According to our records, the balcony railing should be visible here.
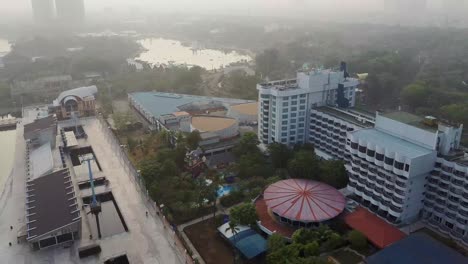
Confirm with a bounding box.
[450,230,463,239]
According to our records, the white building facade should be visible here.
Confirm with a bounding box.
[258,67,359,146]
[257,67,468,245]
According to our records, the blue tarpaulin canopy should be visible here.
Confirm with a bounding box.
[235,233,267,259]
[218,223,267,259]
[366,233,468,264]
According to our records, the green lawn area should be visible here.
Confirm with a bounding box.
[330,248,364,264]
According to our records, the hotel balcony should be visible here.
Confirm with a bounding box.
[458,208,468,218]
[456,217,467,226]
[450,230,464,241]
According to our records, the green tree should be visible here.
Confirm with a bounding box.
[303,241,320,257]
[161,159,178,178]
[440,103,468,125]
[237,152,270,178]
[186,130,202,150]
[401,82,429,110]
[288,150,321,180]
[348,230,367,250]
[268,143,293,169]
[127,136,137,152]
[233,132,260,157]
[225,221,240,263]
[320,160,348,189]
[267,243,302,264]
[322,232,344,251]
[267,233,286,252]
[230,203,258,226]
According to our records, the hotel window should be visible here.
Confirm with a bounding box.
[291,101,297,105]
[375,153,384,161]
[358,145,366,153]
[283,102,288,107]
[351,142,358,150]
[367,149,375,157]
[404,164,410,172]
[384,157,394,166]
[394,161,404,170]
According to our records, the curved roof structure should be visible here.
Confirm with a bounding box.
[263,179,345,222]
[230,102,258,115]
[54,85,97,106]
[191,116,237,132]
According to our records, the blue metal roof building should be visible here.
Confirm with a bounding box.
[217,222,267,260]
[129,92,253,119]
[366,233,468,264]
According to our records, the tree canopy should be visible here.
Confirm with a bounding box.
[230,202,258,226]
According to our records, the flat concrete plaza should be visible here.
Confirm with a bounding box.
[0,117,182,264]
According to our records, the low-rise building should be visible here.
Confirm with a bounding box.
[26,168,81,250]
[23,115,57,148]
[52,85,98,120]
[129,91,255,151]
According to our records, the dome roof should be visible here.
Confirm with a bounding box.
[263,179,345,222]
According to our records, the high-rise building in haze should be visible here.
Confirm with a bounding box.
[384,0,427,12]
[443,0,466,12]
[55,0,85,24]
[31,0,54,24]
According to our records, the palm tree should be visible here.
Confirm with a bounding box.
[225,221,240,264]
[206,169,221,220]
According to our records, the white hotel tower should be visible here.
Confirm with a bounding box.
[257,63,359,146]
[258,64,468,246]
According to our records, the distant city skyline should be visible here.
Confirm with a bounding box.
[30,0,54,23]
[55,0,85,24]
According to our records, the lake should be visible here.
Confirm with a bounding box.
[134,38,252,70]
[0,129,16,191]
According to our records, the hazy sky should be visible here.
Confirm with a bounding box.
[0,0,452,17]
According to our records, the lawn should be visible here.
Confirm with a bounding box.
[184,218,234,264]
[330,248,364,264]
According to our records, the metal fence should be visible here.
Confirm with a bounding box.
[96,115,195,264]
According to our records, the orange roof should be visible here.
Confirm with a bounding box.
[231,102,258,115]
[344,207,406,248]
[191,116,237,132]
[255,197,295,238]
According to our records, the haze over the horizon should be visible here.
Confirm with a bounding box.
[0,0,453,16]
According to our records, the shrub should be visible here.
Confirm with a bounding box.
[220,190,245,207]
[348,230,367,250]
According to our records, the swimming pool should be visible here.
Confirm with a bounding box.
[217,185,234,197]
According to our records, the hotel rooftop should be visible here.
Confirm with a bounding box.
[352,128,434,158]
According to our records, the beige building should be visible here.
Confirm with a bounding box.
[53,86,97,120]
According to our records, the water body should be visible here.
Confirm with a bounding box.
[0,130,17,190]
[135,38,252,70]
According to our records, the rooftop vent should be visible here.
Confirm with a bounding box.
[423,116,438,127]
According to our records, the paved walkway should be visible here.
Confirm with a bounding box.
[86,118,184,263]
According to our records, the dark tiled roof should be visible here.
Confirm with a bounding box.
[26,168,80,240]
[24,115,56,135]
[366,233,468,264]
